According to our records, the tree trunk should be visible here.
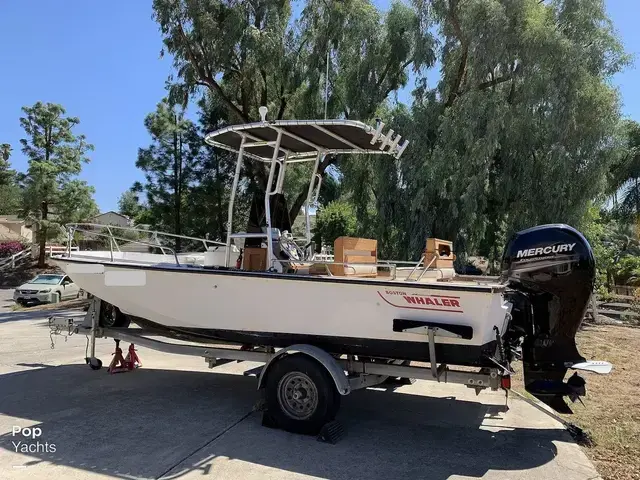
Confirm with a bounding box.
[39,126,52,268]
[38,201,48,267]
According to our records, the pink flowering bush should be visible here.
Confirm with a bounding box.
[0,241,26,258]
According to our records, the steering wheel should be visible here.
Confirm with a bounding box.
[278,234,306,262]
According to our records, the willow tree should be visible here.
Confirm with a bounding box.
[152,0,434,221]
[342,0,629,262]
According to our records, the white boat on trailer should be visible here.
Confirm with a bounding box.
[50,109,611,436]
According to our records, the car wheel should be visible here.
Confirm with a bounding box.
[99,301,131,328]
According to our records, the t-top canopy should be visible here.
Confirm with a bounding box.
[204,117,409,163]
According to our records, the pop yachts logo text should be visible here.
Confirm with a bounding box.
[516,243,576,259]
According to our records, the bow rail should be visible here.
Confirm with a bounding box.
[62,223,230,266]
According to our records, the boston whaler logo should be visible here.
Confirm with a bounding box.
[403,295,460,308]
[377,290,463,313]
[516,243,576,259]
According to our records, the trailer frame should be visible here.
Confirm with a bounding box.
[49,297,506,436]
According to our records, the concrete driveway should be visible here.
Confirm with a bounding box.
[0,308,601,480]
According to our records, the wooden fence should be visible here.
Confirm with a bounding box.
[44,245,79,256]
[0,249,30,271]
[585,293,640,324]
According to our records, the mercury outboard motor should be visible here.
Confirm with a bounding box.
[501,224,595,414]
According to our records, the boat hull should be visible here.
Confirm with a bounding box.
[53,258,511,365]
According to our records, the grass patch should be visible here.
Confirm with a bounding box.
[568,325,640,480]
[513,325,640,480]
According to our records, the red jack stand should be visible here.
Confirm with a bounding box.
[108,339,142,374]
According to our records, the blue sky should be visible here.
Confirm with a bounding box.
[1,1,639,212]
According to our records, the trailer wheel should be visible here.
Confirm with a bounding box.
[99,301,130,328]
[265,353,340,435]
[88,358,102,370]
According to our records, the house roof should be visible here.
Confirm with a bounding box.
[0,224,26,242]
[0,215,33,229]
[93,211,131,221]
[0,215,25,223]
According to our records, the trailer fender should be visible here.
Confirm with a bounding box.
[257,344,350,395]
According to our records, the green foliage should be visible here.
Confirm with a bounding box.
[615,256,640,286]
[19,102,98,266]
[0,143,13,185]
[608,120,640,222]
[152,0,434,221]
[117,189,146,223]
[186,95,248,242]
[580,205,640,293]
[0,143,21,215]
[339,0,629,261]
[314,201,357,248]
[153,0,432,121]
[130,91,344,245]
[579,205,615,293]
[0,183,21,215]
[143,0,634,276]
[134,100,202,250]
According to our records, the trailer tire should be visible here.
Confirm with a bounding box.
[265,353,340,435]
[99,301,131,328]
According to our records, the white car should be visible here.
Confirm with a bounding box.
[13,274,81,306]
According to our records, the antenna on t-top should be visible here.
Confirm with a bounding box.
[259,106,268,122]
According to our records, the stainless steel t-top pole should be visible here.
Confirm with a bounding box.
[225,135,246,267]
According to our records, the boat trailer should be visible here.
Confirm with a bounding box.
[48,297,600,442]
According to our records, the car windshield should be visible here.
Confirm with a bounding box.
[29,275,63,285]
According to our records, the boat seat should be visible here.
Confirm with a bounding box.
[329,237,378,278]
[425,238,456,269]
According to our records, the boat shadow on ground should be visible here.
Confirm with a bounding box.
[0,364,570,480]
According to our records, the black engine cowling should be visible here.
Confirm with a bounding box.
[501,224,595,413]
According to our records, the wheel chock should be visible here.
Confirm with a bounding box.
[261,411,279,429]
[317,420,345,444]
